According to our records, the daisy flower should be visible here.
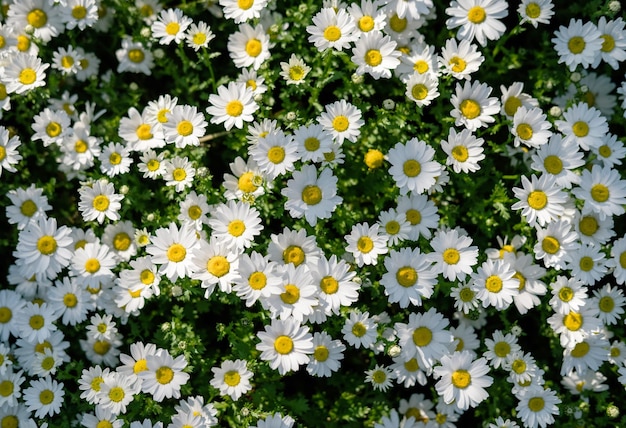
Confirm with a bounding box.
[267,227,322,268]
[395,307,454,370]
[249,413,295,428]
[572,164,626,220]
[279,54,311,85]
[162,104,207,149]
[505,351,539,385]
[511,174,568,227]
[191,237,239,297]
[13,216,73,279]
[81,406,124,428]
[555,102,608,151]
[99,142,133,177]
[398,393,436,424]
[293,123,334,163]
[429,227,479,282]
[185,21,215,51]
[384,12,422,43]
[483,330,522,369]
[511,106,552,149]
[22,376,64,419]
[405,72,440,107]
[470,258,519,310]
[118,107,164,151]
[31,107,71,147]
[591,16,626,70]
[565,244,608,286]
[434,350,493,411]
[145,94,178,132]
[78,365,110,404]
[219,0,267,23]
[561,370,608,395]
[396,193,439,241]
[210,359,253,400]
[377,208,411,246]
[306,331,345,378]
[445,0,508,47]
[207,81,258,131]
[508,252,547,315]
[5,184,51,230]
[255,318,314,375]
[249,129,298,181]
[116,37,154,75]
[395,43,438,80]
[98,371,141,416]
[547,304,603,348]
[441,127,485,174]
[351,31,401,80]
[593,133,626,169]
[223,156,265,202]
[306,7,357,52]
[515,386,561,428]
[163,156,196,192]
[282,164,342,226]
[380,247,437,308]
[266,264,318,323]
[227,23,271,70]
[77,180,124,224]
[117,341,158,388]
[51,45,83,75]
[177,190,210,231]
[0,369,25,409]
[6,0,63,43]
[345,222,389,267]
[529,134,584,189]
[139,349,190,402]
[500,81,539,119]
[438,38,484,80]
[533,219,579,270]
[388,138,441,195]
[365,364,395,392]
[450,80,500,131]
[548,275,588,315]
[318,99,364,145]
[60,125,102,171]
[573,210,615,246]
[70,241,117,289]
[60,0,99,30]
[347,0,386,35]
[386,0,434,21]
[138,149,166,179]
[232,251,281,307]
[102,220,137,262]
[151,8,192,45]
[551,18,602,71]
[146,222,198,282]
[561,334,609,376]
[341,310,378,349]
[208,200,263,252]
[518,0,554,28]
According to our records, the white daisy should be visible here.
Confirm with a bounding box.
[445,0,509,47]
[77,180,124,224]
[345,222,389,267]
[306,7,358,52]
[551,18,602,71]
[255,318,314,375]
[450,80,500,131]
[146,222,198,282]
[210,359,253,401]
[351,30,401,80]
[208,200,263,252]
[318,99,364,145]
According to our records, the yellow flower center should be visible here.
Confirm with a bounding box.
[39,389,54,405]
[568,36,586,54]
[443,248,460,265]
[352,322,366,337]
[274,335,293,354]
[357,236,374,253]
[227,220,245,237]
[460,99,481,119]
[63,293,77,308]
[193,32,207,45]
[245,39,262,57]
[61,56,74,69]
[238,171,258,193]
[527,190,547,210]
[267,146,285,164]
[389,14,407,32]
[20,200,37,217]
[541,236,560,254]
[451,369,471,388]
[323,25,341,42]
[601,34,615,52]
[365,49,382,67]
[516,123,534,140]
[485,275,503,293]
[72,5,87,19]
[140,269,155,285]
[372,370,387,384]
[504,96,522,117]
[451,145,469,162]
[133,359,148,374]
[528,397,545,412]
[558,286,574,302]
[176,120,193,137]
[288,66,305,81]
[467,6,486,23]
[108,386,125,403]
[591,184,609,202]
[17,35,31,53]
[172,167,187,181]
[90,376,103,391]
[207,256,230,277]
[186,205,202,221]
[599,296,615,313]
[224,370,241,386]
[283,245,305,266]
[512,359,526,374]
[109,152,122,165]
[2,415,18,428]
[113,232,131,251]
[405,209,421,225]
[411,83,429,101]
[166,243,186,262]
[302,185,323,205]
[404,358,419,371]
[30,314,45,330]
[414,60,429,73]
[156,366,174,384]
[37,235,57,255]
[578,216,598,236]
[147,159,160,171]
[165,21,180,36]
[0,381,13,397]
[157,109,169,123]
[403,159,421,177]
[332,115,349,132]
[27,9,48,27]
[248,271,266,290]
[525,2,541,18]
[84,258,101,274]
[598,145,611,158]
[364,149,384,169]
[412,326,432,347]
[543,155,563,174]
[396,266,417,287]
[226,100,244,117]
[515,272,526,290]
[449,56,466,73]
[494,341,510,357]
[93,340,111,355]
[572,121,589,137]
[320,276,339,294]
[238,0,254,9]
[358,15,375,32]
[579,256,594,272]
[280,284,300,304]
[314,345,329,362]
[459,287,475,302]
[74,140,88,153]
[563,312,583,331]
[385,220,400,235]
[93,194,110,212]
[128,49,145,63]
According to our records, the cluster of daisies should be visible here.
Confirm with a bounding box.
[1,0,626,427]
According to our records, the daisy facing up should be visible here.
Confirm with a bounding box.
[22,376,65,419]
[209,359,253,401]
[450,80,500,132]
[387,138,442,195]
[307,331,346,378]
[318,99,364,145]
[518,0,554,28]
[190,236,240,298]
[150,8,192,45]
[438,37,484,80]
[306,7,358,52]
[219,0,267,23]
[551,18,602,71]
[162,104,207,149]
[162,156,196,192]
[572,164,626,221]
[207,81,259,131]
[116,37,154,75]
[529,134,584,189]
[77,179,124,224]
[445,0,509,47]
[139,348,190,402]
[515,386,561,428]
[281,164,342,227]
[280,54,312,85]
[351,30,401,80]
[470,258,519,311]
[341,310,378,349]
[249,129,298,181]
[208,200,263,252]
[380,247,437,308]
[345,222,389,267]
[146,221,198,282]
[433,350,493,411]
[429,227,479,282]
[511,174,568,227]
[255,317,314,375]
[533,219,579,270]
[511,106,552,149]
[404,72,440,107]
[555,102,608,151]
[227,23,271,70]
[440,127,485,174]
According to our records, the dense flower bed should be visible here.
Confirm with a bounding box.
[0,0,626,427]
